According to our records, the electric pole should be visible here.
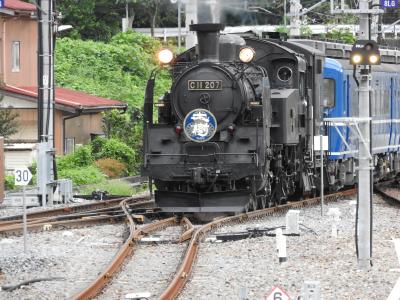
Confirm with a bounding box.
[289,0,302,37]
[185,0,197,49]
[37,0,56,207]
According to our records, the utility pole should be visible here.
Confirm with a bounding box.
[289,0,302,37]
[37,0,56,207]
[178,0,182,48]
[185,0,197,49]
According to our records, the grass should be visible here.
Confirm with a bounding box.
[76,180,140,196]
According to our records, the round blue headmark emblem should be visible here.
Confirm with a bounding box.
[183,109,217,142]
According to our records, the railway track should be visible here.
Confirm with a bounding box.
[68,188,355,300]
[73,213,194,299]
[375,180,400,205]
[0,195,154,236]
[159,188,356,300]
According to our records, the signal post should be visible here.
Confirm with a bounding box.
[330,0,383,269]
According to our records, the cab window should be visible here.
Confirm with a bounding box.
[322,78,335,108]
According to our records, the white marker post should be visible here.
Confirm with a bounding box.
[14,167,33,254]
[314,135,328,216]
[276,228,287,263]
[327,208,342,238]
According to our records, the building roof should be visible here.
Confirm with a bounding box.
[1,85,128,112]
[4,0,36,12]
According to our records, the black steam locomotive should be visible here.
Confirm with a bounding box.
[141,23,400,213]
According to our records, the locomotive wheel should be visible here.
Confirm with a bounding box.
[245,195,258,212]
[259,195,267,209]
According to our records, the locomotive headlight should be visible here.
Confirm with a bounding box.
[158,49,174,65]
[239,47,256,63]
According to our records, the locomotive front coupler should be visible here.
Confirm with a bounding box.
[191,167,221,185]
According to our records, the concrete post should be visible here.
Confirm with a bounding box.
[0,137,4,204]
[289,0,302,37]
[185,0,197,49]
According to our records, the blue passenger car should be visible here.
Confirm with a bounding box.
[324,57,400,181]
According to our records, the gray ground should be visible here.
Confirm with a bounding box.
[0,224,125,299]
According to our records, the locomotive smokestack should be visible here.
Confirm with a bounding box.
[190,23,225,63]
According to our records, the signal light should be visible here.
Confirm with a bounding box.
[175,125,183,135]
[158,48,174,65]
[350,40,381,65]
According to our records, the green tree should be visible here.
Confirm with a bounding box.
[56,0,122,41]
[0,96,19,138]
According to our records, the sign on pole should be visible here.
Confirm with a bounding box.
[14,167,32,254]
[264,286,292,300]
[313,135,328,151]
[14,167,33,186]
[380,0,399,8]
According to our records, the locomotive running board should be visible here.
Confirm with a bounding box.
[155,190,250,213]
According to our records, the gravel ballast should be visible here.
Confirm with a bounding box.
[0,223,124,299]
[179,195,400,300]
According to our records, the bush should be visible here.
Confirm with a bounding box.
[94,158,127,178]
[57,145,93,170]
[58,165,106,186]
[91,137,135,172]
[5,175,15,190]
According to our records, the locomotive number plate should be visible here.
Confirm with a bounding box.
[188,80,222,90]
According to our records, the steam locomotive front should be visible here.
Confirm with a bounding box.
[142,23,270,212]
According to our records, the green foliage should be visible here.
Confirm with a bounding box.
[0,96,19,138]
[300,25,313,38]
[276,26,289,34]
[57,0,178,41]
[326,29,356,44]
[56,145,93,170]
[58,165,106,186]
[91,137,136,171]
[5,175,15,190]
[55,31,171,112]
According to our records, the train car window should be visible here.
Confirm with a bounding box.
[322,78,335,108]
[299,73,305,97]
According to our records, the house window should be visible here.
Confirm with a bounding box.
[12,41,20,72]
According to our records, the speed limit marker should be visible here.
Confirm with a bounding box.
[14,167,33,186]
[264,286,291,300]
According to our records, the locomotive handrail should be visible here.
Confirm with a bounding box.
[144,152,259,167]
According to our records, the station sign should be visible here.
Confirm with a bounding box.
[264,286,292,300]
[380,0,398,8]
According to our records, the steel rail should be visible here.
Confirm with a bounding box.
[73,208,187,300]
[375,182,400,205]
[0,214,128,236]
[159,188,356,300]
[0,200,155,235]
[0,194,150,222]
